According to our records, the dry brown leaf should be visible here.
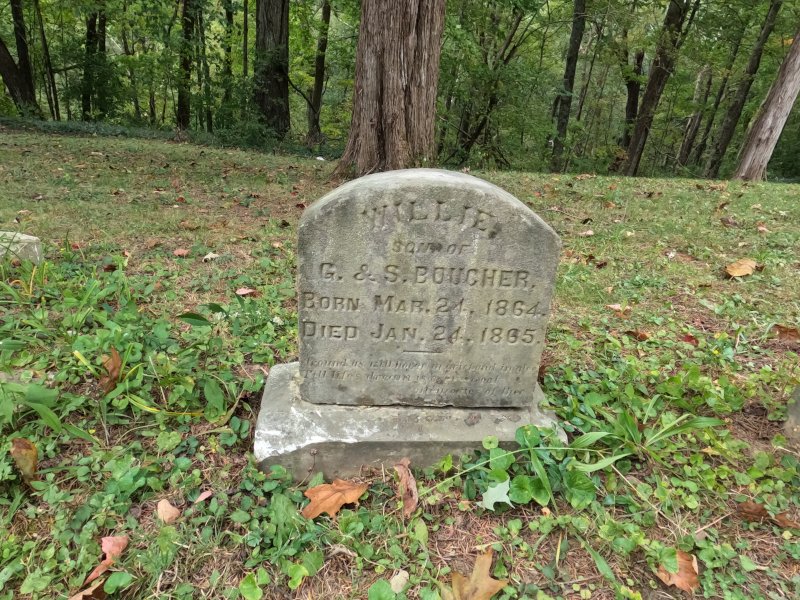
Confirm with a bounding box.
[725,258,757,278]
[738,501,800,529]
[720,216,740,228]
[85,535,129,584]
[577,229,594,237]
[773,325,800,343]
[98,348,122,394]
[394,458,419,519]
[756,223,770,233]
[626,330,651,341]
[10,438,37,483]
[173,248,190,257]
[773,512,800,529]
[235,287,261,297]
[301,479,368,519]
[656,550,699,593]
[605,303,631,318]
[194,490,213,503]
[68,578,106,600]
[156,499,181,524]
[444,549,508,600]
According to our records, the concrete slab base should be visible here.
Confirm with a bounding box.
[254,362,562,480]
[0,232,42,264]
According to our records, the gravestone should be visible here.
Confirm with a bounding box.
[0,232,42,264]
[255,169,561,479]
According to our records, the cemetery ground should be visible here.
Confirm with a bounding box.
[1,127,799,600]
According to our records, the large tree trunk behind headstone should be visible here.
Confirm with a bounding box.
[734,25,800,180]
[704,0,783,178]
[0,35,42,116]
[307,0,331,145]
[551,0,587,172]
[82,12,98,120]
[621,0,692,176]
[10,0,36,102]
[676,65,712,167]
[334,0,446,178]
[253,0,290,138]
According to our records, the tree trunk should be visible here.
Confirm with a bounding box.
[622,0,692,176]
[197,7,213,133]
[307,0,331,144]
[177,0,195,130]
[0,35,42,115]
[734,26,800,180]
[551,0,587,172]
[121,1,141,121]
[676,64,711,167]
[704,0,783,178]
[82,12,98,120]
[254,0,290,138]
[34,0,59,120]
[243,0,249,78]
[222,0,234,106]
[690,25,745,166]
[336,0,446,177]
[96,7,108,119]
[10,0,36,105]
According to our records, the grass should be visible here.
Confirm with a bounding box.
[1,124,799,600]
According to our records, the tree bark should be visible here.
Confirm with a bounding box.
[82,12,98,120]
[253,0,290,138]
[177,0,195,130]
[704,0,782,178]
[10,0,36,104]
[621,0,693,176]
[307,0,331,144]
[243,0,249,78]
[34,0,59,120]
[222,0,234,106]
[551,0,587,172]
[335,0,446,177]
[676,64,711,167]
[198,8,213,133]
[734,26,800,180]
[0,35,42,115]
[96,7,109,118]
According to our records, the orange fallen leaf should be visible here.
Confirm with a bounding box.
[67,578,106,600]
[173,248,190,257]
[85,535,129,584]
[194,490,213,504]
[656,550,699,593]
[10,438,37,483]
[394,458,419,519]
[444,549,508,600]
[738,500,800,529]
[756,223,770,233]
[156,499,181,524]
[98,348,122,394]
[725,258,756,278]
[301,479,368,519]
[605,303,631,318]
[625,330,650,341]
[773,512,800,530]
[773,325,800,343]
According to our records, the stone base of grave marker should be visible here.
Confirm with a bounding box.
[254,363,561,480]
[0,232,42,264]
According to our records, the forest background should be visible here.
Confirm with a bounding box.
[1,0,799,180]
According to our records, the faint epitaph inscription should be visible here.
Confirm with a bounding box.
[297,169,560,408]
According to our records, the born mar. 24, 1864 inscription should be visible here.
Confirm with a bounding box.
[298,169,560,408]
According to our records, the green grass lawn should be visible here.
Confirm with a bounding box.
[1,126,799,600]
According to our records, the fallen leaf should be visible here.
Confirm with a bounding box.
[393,458,419,519]
[773,512,800,529]
[98,348,122,394]
[680,333,699,346]
[179,220,199,230]
[773,325,800,343]
[756,223,770,233]
[656,550,699,593]
[156,499,181,524]
[390,569,410,594]
[444,550,508,600]
[301,479,369,519]
[478,479,512,511]
[725,258,757,278]
[67,578,106,600]
[173,248,190,257]
[202,252,220,262]
[194,490,213,504]
[577,229,594,237]
[720,216,740,228]
[737,500,800,529]
[10,438,37,483]
[235,287,261,297]
[626,330,650,341]
[85,535,129,584]
[605,303,631,318]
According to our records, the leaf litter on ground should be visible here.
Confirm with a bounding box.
[443,549,508,600]
[301,479,369,519]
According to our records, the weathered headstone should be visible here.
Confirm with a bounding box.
[0,232,42,264]
[255,169,561,478]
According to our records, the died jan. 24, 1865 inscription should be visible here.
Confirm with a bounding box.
[298,169,560,408]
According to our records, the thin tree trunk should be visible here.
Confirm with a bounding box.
[551,0,587,171]
[676,64,711,167]
[334,0,446,177]
[307,0,331,144]
[222,0,234,106]
[243,0,249,78]
[622,0,692,176]
[121,3,142,121]
[96,7,108,119]
[576,15,606,123]
[690,26,744,166]
[254,0,290,138]
[177,0,195,130]
[82,12,98,120]
[11,0,36,104]
[704,0,783,178]
[197,7,213,133]
[34,0,59,120]
[0,35,42,115]
[734,25,800,180]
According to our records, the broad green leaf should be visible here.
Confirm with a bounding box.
[573,453,631,473]
[104,571,134,593]
[203,379,225,421]
[25,384,58,406]
[515,424,541,448]
[739,555,759,572]
[570,431,612,449]
[177,312,212,327]
[563,470,595,510]
[368,579,397,600]
[479,479,513,511]
[284,563,309,590]
[26,403,62,432]
[301,550,324,577]
[238,573,263,600]
[489,447,515,471]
